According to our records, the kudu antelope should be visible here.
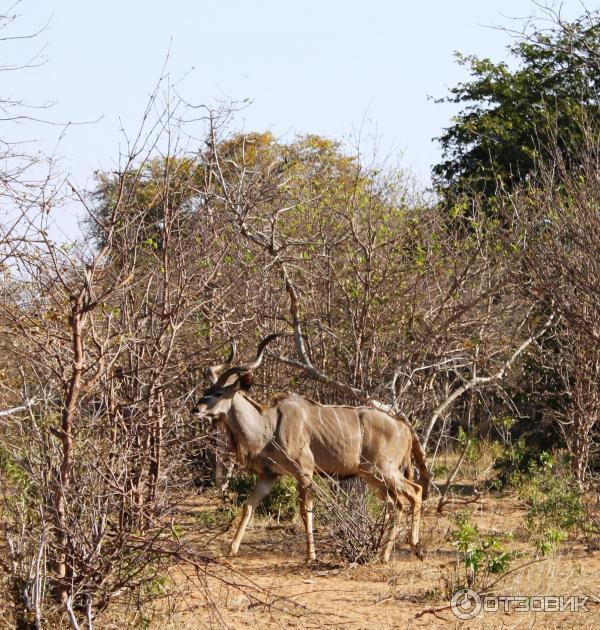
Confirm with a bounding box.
[191,334,431,562]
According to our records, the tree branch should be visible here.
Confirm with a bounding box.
[421,312,556,448]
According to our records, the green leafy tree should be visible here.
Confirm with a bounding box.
[433,10,600,197]
[90,156,205,248]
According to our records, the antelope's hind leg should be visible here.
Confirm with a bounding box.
[394,474,423,559]
[298,480,316,561]
[229,472,278,556]
[374,492,402,563]
[364,471,423,562]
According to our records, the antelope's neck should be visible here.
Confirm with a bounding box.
[226,394,275,454]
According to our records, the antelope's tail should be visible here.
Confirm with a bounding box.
[411,433,432,500]
[393,410,433,500]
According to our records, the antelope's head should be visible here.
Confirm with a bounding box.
[191,334,283,419]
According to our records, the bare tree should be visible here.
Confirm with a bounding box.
[0,79,243,625]
[508,141,600,486]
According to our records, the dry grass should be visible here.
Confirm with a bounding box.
[92,481,600,629]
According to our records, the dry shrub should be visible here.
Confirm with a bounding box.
[313,475,387,564]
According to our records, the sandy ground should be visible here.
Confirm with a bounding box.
[96,489,600,630]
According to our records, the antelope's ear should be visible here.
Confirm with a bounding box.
[238,372,254,390]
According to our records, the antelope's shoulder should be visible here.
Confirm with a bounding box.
[267,391,294,407]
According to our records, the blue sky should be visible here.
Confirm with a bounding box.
[3,1,588,197]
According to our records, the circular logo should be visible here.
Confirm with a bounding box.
[451,588,482,620]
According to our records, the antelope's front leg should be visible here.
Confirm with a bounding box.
[229,473,278,556]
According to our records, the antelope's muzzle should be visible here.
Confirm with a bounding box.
[190,402,207,418]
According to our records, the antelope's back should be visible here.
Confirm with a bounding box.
[275,396,410,475]
[274,396,362,475]
[358,408,412,469]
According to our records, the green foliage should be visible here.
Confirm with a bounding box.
[492,438,551,488]
[142,572,169,599]
[494,447,586,554]
[0,448,38,521]
[535,528,566,556]
[432,462,449,479]
[228,472,298,522]
[0,448,33,497]
[516,458,585,555]
[90,155,204,248]
[433,11,600,197]
[446,512,520,593]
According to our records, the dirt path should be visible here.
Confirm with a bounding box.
[122,494,600,629]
